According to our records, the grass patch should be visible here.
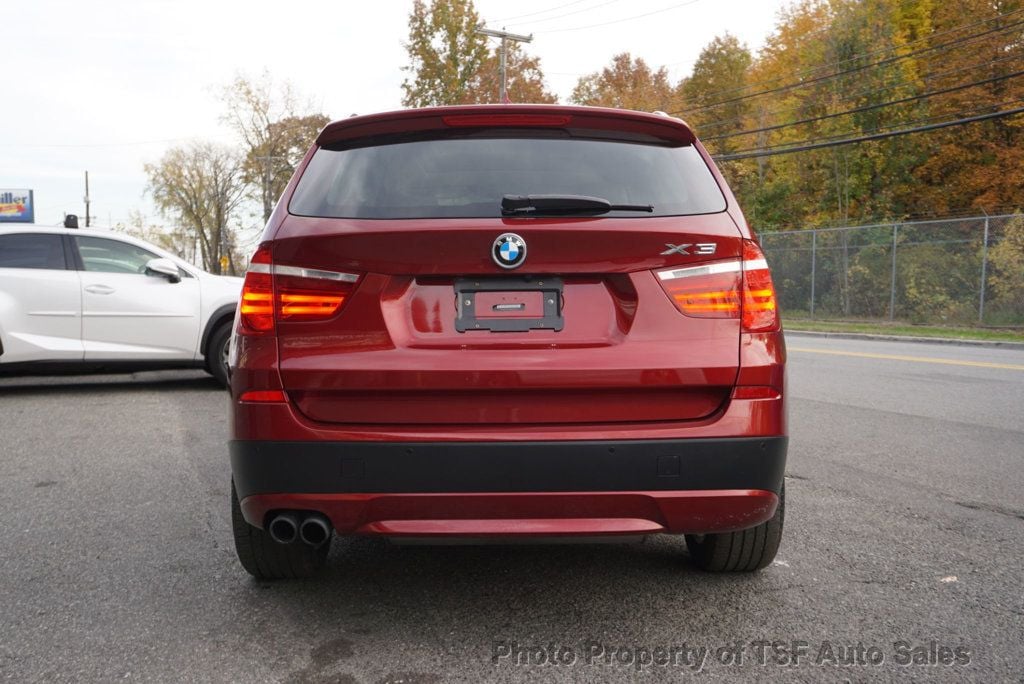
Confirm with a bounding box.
[784,318,1024,343]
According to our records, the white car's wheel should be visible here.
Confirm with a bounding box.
[206,323,232,388]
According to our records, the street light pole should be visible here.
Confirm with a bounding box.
[475,27,533,103]
[84,170,91,228]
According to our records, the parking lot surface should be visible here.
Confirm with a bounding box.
[1,335,1022,682]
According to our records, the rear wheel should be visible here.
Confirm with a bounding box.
[205,322,231,388]
[685,484,785,572]
[231,481,329,579]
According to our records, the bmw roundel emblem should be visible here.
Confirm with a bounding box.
[492,233,527,269]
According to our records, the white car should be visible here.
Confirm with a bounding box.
[0,225,242,386]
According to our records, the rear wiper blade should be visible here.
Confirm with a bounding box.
[501,194,653,216]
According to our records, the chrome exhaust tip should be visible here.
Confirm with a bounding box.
[268,513,300,544]
[299,514,332,548]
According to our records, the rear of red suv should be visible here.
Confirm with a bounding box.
[228,105,787,579]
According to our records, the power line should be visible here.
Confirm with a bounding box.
[697,51,1023,134]
[523,3,1016,91]
[704,68,1024,142]
[503,0,626,27]
[673,10,1024,115]
[715,103,1024,161]
[676,15,1024,116]
[486,0,593,24]
[720,96,1024,154]
[680,8,1024,111]
[535,0,703,34]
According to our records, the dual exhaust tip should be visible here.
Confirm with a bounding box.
[268,512,332,548]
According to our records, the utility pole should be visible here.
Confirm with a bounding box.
[475,27,533,103]
[83,171,91,227]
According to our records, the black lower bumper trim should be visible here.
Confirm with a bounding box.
[230,437,787,500]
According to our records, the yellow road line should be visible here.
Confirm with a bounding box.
[788,347,1024,371]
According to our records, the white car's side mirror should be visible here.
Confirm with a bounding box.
[145,258,181,284]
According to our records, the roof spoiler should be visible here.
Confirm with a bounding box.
[316,105,696,148]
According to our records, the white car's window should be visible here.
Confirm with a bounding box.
[76,236,159,275]
[0,233,67,270]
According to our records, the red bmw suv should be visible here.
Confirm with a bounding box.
[229,105,786,579]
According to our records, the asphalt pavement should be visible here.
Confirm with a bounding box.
[1,334,1022,682]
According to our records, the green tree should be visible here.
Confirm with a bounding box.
[987,213,1024,318]
[677,34,753,155]
[114,210,198,265]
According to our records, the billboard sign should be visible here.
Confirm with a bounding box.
[0,189,34,223]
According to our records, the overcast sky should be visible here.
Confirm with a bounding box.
[4,0,793,230]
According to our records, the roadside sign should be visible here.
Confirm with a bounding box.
[0,189,34,223]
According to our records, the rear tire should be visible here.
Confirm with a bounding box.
[231,481,329,579]
[685,484,785,572]
[205,322,231,388]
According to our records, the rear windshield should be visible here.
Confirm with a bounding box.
[289,133,727,219]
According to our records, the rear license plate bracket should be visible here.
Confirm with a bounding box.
[454,276,564,332]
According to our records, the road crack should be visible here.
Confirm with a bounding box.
[954,500,1024,521]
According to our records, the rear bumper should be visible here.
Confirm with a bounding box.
[231,436,786,535]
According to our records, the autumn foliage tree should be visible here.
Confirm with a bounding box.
[401,0,489,107]
[664,0,1024,229]
[466,41,557,104]
[570,53,676,111]
[397,0,1023,230]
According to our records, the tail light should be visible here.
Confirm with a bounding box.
[239,245,274,332]
[656,239,779,332]
[237,243,361,335]
[739,240,779,332]
[443,114,572,127]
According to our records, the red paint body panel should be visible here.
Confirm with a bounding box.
[229,104,786,541]
[240,490,779,536]
[316,104,698,148]
[231,384,784,442]
[266,219,749,425]
[272,214,744,275]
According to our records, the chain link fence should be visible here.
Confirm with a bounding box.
[759,214,1024,327]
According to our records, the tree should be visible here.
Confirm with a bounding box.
[145,142,247,275]
[221,72,329,222]
[253,112,330,212]
[114,210,198,265]
[910,0,1024,217]
[676,34,753,154]
[987,213,1024,318]
[686,0,1024,228]
[401,0,489,107]
[464,41,558,104]
[570,53,676,112]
